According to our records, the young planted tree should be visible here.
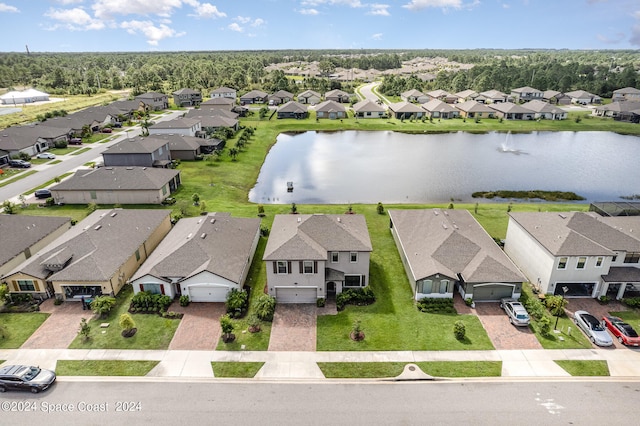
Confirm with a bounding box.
[78,318,91,341]
[119,313,136,338]
[220,314,235,343]
[191,193,200,206]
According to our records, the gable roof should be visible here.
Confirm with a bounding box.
[149,118,200,130]
[0,124,69,151]
[389,209,525,283]
[511,86,542,94]
[7,209,171,281]
[241,89,268,99]
[51,167,180,191]
[401,89,425,98]
[298,90,321,99]
[263,214,372,261]
[0,215,71,271]
[210,87,236,94]
[488,102,534,114]
[103,137,168,155]
[135,92,168,99]
[522,100,564,114]
[131,213,260,284]
[455,100,495,113]
[352,99,386,113]
[388,101,424,113]
[426,89,450,98]
[315,100,346,113]
[173,88,200,95]
[201,97,235,106]
[277,101,307,113]
[478,89,508,100]
[455,89,478,99]
[613,87,640,95]
[150,133,220,151]
[271,90,294,99]
[421,99,458,113]
[325,89,349,98]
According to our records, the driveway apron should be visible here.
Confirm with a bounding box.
[21,299,91,349]
[268,304,317,351]
[169,303,226,350]
[474,302,542,350]
[563,298,629,349]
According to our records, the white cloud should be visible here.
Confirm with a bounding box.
[232,16,265,28]
[120,19,185,45]
[299,8,319,15]
[368,4,390,15]
[371,33,383,40]
[403,0,462,10]
[236,16,251,24]
[45,7,105,30]
[56,0,84,4]
[0,3,19,12]
[92,0,183,19]
[301,0,363,7]
[189,3,226,19]
[252,18,265,27]
[228,22,243,32]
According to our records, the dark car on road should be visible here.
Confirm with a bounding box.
[0,365,56,393]
[8,159,31,168]
[34,189,52,199]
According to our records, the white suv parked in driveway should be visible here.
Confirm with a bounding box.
[500,298,531,326]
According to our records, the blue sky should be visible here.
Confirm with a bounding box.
[0,0,639,52]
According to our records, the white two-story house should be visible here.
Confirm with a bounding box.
[504,212,640,299]
[263,214,372,303]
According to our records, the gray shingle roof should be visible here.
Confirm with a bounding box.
[210,87,236,94]
[421,99,457,113]
[315,100,346,113]
[455,100,495,113]
[241,90,268,99]
[263,214,372,261]
[51,167,180,191]
[277,101,307,114]
[0,215,71,270]
[131,213,260,284]
[522,100,564,114]
[488,102,534,114]
[149,118,200,130]
[389,209,525,283]
[103,137,168,154]
[173,88,200,95]
[389,101,424,113]
[352,99,385,113]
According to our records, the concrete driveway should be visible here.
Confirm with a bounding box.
[563,298,629,349]
[268,304,317,352]
[169,303,226,350]
[474,302,542,350]
[21,299,91,349]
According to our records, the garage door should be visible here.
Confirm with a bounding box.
[473,284,514,301]
[275,287,317,304]
[187,285,230,302]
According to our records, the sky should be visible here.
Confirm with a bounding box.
[0,0,639,52]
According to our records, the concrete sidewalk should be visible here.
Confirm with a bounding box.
[1,348,639,380]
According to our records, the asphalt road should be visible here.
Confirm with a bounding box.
[359,82,382,103]
[1,379,637,425]
[0,110,186,204]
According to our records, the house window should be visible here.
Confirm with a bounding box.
[276,261,288,274]
[595,257,604,268]
[162,185,167,195]
[141,283,163,295]
[331,252,339,263]
[420,280,433,294]
[558,257,568,269]
[303,261,314,274]
[135,249,141,261]
[440,280,449,294]
[17,280,35,291]
[159,146,163,155]
[350,252,358,263]
[90,191,97,200]
[624,252,640,264]
[577,257,587,269]
[345,275,364,287]
[612,254,617,262]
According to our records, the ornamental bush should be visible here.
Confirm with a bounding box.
[254,294,276,322]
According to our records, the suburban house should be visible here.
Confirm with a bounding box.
[388,101,425,120]
[148,118,202,137]
[102,137,172,168]
[454,89,479,102]
[210,87,236,100]
[426,89,457,103]
[151,133,224,158]
[564,90,602,105]
[0,88,49,105]
[315,100,347,119]
[50,167,181,205]
[42,115,101,136]
[510,86,543,103]
[454,100,496,119]
[543,90,571,105]
[522,100,567,120]
[130,213,260,302]
[297,90,321,104]
[200,97,235,110]
[324,89,350,103]
[504,211,640,300]
[593,101,640,122]
[268,90,295,105]
[0,124,69,157]
[476,90,508,104]
[0,215,72,278]
[421,99,460,119]
[184,109,239,132]
[2,209,172,301]
[612,87,640,103]
[172,88,202,107]
[263,214,373,303]
[0,149,8,167]
[352,99,386,118]
[277,101,309,119]
[135,92,169,111]
[401,89,429,103]
[488,102,535,120]
[389,209,525,301]
[240,90,268,104]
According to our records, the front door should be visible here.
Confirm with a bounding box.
[327,281,336,298]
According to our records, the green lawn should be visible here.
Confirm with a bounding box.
[554,360,610,376]
[211,362,265,378]
[50,147,81,155]
[415,361,502,377]
[68,285,180,350]
[56,360,159,376]
[318,362,407,378]
[0,313,50,348]
[0,170,37,188]
[609,310,640,328]
[71,147,91,155]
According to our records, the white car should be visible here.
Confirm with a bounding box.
[573,310,613,347]
[500,298,530,326]
[35,152,56,159]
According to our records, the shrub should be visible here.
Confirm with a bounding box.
[225,289,248,317]
[464,298,473,307]
[453,321,466,340]
[520,289,546,320]
[316,298,325,308]
[538,316,552,337]
[254,294,276,322]
[598,295,610,304]
[78,318,91,341]
[416,298,456,314]
[130,291,172,312]
[179,295,190,307]
[336,288,375,311]
[91,295,116,318]
[622,297,640,308]
[376,202,384,215]
[247,314,261,333]
[119,313,136,334]
[220,314,235,342]
[544,295,568,317]
[53,297,63,306]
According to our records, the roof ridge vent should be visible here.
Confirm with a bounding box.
[94,225,102,230]
[201,233,207,239]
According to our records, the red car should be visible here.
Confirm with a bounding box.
[602,316,640,346]
[101,128,112,133]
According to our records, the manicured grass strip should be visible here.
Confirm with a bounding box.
[318,362,407,378]
[0,313,50,348]
[49,160,62,165]
[554,360,610,376]
[0,170,37,188]
[56,360,159,376]
[51,147,81,155]
[71,147,91,155]
[211,362,265,378]
[23,172,73,194]
[415,361,502,377]
[609,310,640,327]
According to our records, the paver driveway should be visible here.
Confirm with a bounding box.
[268,304,317,351]
[21,299,91,349]
[169,303,226,350]
[474,302,542,350]
[564,298,629,349]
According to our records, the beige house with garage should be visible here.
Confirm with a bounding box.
[263,214,372,303]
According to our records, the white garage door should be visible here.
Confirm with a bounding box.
[275,287,317,304]
[187,285,230,302]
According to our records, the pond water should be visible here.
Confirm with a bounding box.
[248,131,640,204]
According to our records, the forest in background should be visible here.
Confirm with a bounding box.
[0,49,638,99]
